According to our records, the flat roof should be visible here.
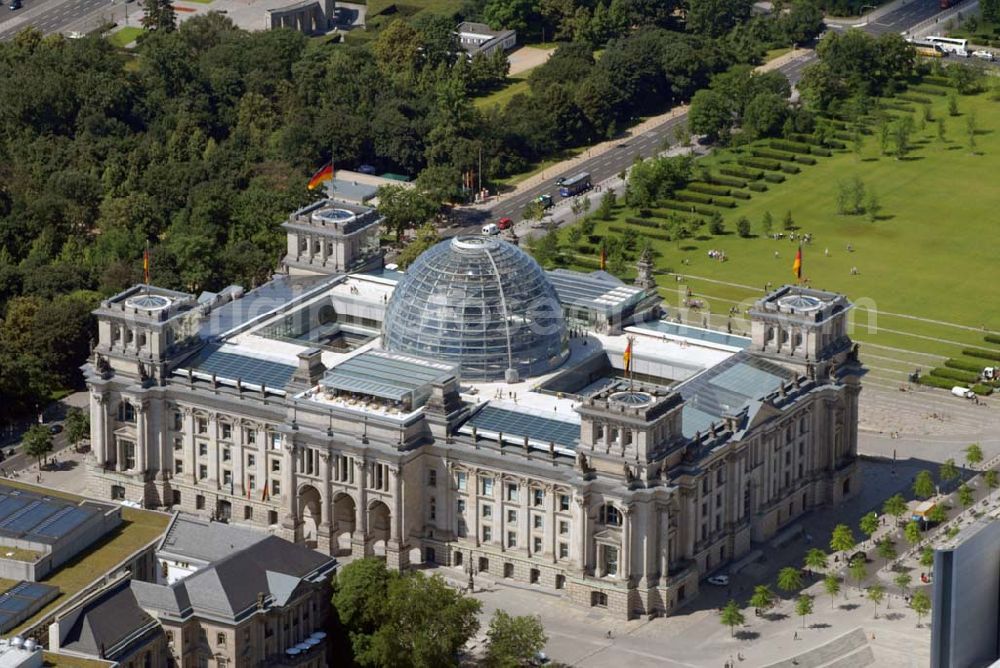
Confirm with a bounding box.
[321,350,456,403]
[460,403,580,452]
[180,345,296,391]
[547,269,645,316]
[633,320,751,350]
[0,487,107,545]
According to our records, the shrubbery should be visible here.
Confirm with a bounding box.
[763,173,786,183]
[930,367,981,383]
[704,174,748,188]
[794,155,817,165]
[964,348,1000,362]
[780,164,801,174]
[770,139,814,154]
[945,358,987,373]
[752,148,798,162]
[738,157,782,171]
[917,374,965,390]
[675,190,715,205]
[748,182,769,192]
[687,182,732,196]
[720,166,764,180]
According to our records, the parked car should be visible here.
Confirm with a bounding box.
[48,424,63,435]
[707,574,729,586]
[9,0,22,10]
[536,194,554,208]
[497,217,513,230]
[973,49,995,61]
[356,164,377,174]
[481,223,499,236]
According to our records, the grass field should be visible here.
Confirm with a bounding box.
[556,82,1000,385]
[474,74,531,111]
[108,26,143,48]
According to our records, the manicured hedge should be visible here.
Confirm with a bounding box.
[833,131,856,143]
[610,224,671,242]
[964,348,1000,362]
[763,173,786,184]
[880,100,914,112]
[912,84,949,96]
[812,146,835,156]
[794,155,817,165]
[624,217,663,229]
[747,182,768,192]
[930,367,981,383]
[738,157,782,171]
[711,197,738,208]
[687,182,732,197]
[752,148,798,162]
[985,334,1000,345]
[729,189,752,200]
[720,166,764,180]
[945,358,987,373]
[898,93,933,105]
[770,139,813,155]
[917,374,966,390]
[660,200,717,217]
[704,174,748,188]
[780,164,801,175]
[921,75,951,87]
[675,190,715,205]
[972,383,995,396]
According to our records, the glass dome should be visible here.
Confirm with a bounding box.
[382,236,569,382]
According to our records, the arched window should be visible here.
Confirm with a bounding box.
[601,504,622,527]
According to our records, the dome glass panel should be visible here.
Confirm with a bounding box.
[382,236,569,381]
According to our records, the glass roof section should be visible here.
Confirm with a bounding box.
[382,237,568,382]
[184,345,296,389]
[635,320,751,349]
[461,405,580,451]
[546,269,645,315]
[321,351,456,404]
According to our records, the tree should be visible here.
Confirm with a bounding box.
[948,91,959,116]
[141,0,177,32]
[919,547,934,568]
[484,610,547,668]
[22,424,53,470]
[804,548,828,577]
[783,210,794,231]
[859,511,879,544]
[483,0,540,34]
[64,406,90,452]
[830,523,856,554]
[893,117,912,158]
[719,600,745,637]
[894,572,912,597]
[688,89,733,144]
[333,559,481,668]
[396,223,440,270]
[750,584,775,612]
[940,459,959,489]
[967,110,978,151]
[985,0,1000,22]
[867,584,885,618]
[824,574,841,606]
[736,216,751,238]
[778,566,803,594]
[849,558,868,592]
[795,594,814,628]
[877,538,897,568]
[761,211,773,236]
[866,192,881,223]
[852,132,864,160]
[596,192,616,220]
[904,521,922,547]
[937,117,947,143]
[913,470,935,500]
[377,185,440,241]
[927,503,947,525]
[709,212,725,235]
[965,443,984,470]
[686,0,753,37]
[910,590,931,627]
[743,93,789,140]
[958,483,974,508]
[882,494,907,525]
[878,118,891,156]
[985,469,999,490]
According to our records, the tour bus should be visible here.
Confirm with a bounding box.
[558,172,591,197]
[908,39,946,58]
[926,35,970,57]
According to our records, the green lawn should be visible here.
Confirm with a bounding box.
[556,85,1000,380]
[474,74,531,111]
[107,26,143,48]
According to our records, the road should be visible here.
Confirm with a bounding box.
[483,0,975,225]
[0,0,113,40]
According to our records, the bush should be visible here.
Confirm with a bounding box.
[730,189,752,200]
[587,235,602,245]
[624,217,663,230]
[770,139,813,155]
[930,367,981,383]
[659,200,718,217]
[687,182,732,196]
[720,166,763,180]
[785,132,820,144]
[985,334,1000,345]
[610,224,671,242]
[945,358,986,373]
[675,190,715,205]
[921,75,951,87]
[794,155,817,165]
[763,173,786,184]
[912,83,949,96]
[738,157,782,171]
[748,182,768,192]
[711,197,738,208]
[703,174,747,188]
[812,146,835,156]
[972,383,995,396]
[879,100,913,112]
[780,164,801,174]
[898,93,933,105]
[832,131,856,142]
[964,348,1000,362]
[751,148,798,162]
[917,374,966,390]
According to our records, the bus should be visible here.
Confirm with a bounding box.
[558,172,591,197]
[926,35,970,56]
[908,39,945,58]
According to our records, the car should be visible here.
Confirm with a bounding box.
[536,194,554,208]
[707,574,729,586]
[555,177,566,186]
[9,0,21,10]
[497,217,513,230]
[48,424,63,435]
[973,49,995,61]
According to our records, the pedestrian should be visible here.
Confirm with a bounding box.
[794,631,798,640]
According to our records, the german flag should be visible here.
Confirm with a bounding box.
[307,161,334,190]
[261,479,269,502]
[143,248,150,284]
[599,246,607,270]
[623,338,633,373]
[792,246,802,280]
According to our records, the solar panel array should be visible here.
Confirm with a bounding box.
[0,488,98,543]
[0,581,59,633]
[463,406,580,449]
[189,347,297,389]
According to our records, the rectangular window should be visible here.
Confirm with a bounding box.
[268,510,278,525]
[717,469,724,485]
[173,412,183,431]
[602,546,619,577]
[533,515,543,530]
[199,464,208,480]
[482,504,493,518]
[271,459,281,473]
[175,459,183,474]
[559,543,569,559]
[222,448,231,462]
[223,470,232,486]
[248,474,256,490]
[506,509,517,524]
[532,489,544,507]
[481,477,494,496]
[429,498,437,521]
[217,633,226,646]
[244,506,253,520]
[428,470,437,487]
[272,480,281,496]
[507,531,517,548]
[198,443,208,457]
[559,494,570,511]
[715,515,721,531]
[270,432,281,449]
[482,526,492,542]
[506,483,518,501]
[196,495,205,510]
[173,438,182,452]
[221,424,232,441]
[533,537,542,553]
[196,418,208,434]
[559,520,569,535]
[245,429,257,445]
[457,472,467,491]
[247,454,255,468]
[457,500,466,514]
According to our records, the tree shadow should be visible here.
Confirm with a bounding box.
[680,245,698,252]
[696,235,711,241]
[946,145,964,151]
[810,622,832,629]
[839,603,860,611]
[897,155,924,162]
[860,157,879,162]
[762,612,789,622]
[884,612,905,621]
[872,214,895,222]
[735,630,761,641]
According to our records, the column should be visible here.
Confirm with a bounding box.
[519,480,529,554]
[472,470,481,547]
[184,409,196,484]
[90,393,106,466]
[621,505,632,581]
[390,467,402,541]
[355,459,368,534]
[684,493,695,559]
[658,506,669,579]
[115,439,124,472]
[576,497,589,572]
[208,416,220,489]
[642,502,656,583]
[320,452,332,527]
[135,403,148,475]
[546,485,557,563]
[233,421,245,498]
[284,443,297,519]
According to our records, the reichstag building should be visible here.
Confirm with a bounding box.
[84,194,863,618]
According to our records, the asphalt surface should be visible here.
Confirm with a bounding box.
[483,0,978,225]
[0,0,112,40]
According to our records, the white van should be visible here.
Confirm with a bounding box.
[482,223,499,235]
[951,386,974,399]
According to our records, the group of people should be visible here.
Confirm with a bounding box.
[707,249,727,261]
